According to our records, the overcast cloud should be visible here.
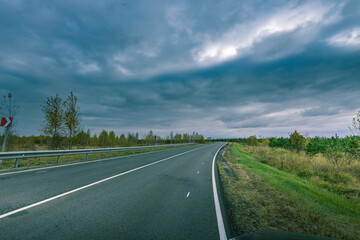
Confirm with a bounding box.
[1,0,360,138]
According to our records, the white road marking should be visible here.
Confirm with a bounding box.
[197,171,200,174]
[0,145,211,219]
[0,145,197,176]
[186,192,190,197]
[212,144,228,240]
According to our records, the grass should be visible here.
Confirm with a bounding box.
[243,145,360,202]
[218,143,360,240]
[0,146,182,170]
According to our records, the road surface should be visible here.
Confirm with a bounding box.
[0,143,227,239]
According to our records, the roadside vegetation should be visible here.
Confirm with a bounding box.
[0,92,206,169]
[0,145,184,169]
[219,143,360,240]
[217,110,360,239]
[0,129,205,152]
[0,92,206,152]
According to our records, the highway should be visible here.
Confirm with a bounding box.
[0,143,227,239]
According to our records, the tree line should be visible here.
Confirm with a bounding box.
[211,111,360,165]
[38,92,206,149]
[3,130,206,151]
[0,92,206,151]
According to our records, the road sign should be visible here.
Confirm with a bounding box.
[1,117,12,127]
[155,136,157,139]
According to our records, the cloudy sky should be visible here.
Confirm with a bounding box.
[1,0,360,138]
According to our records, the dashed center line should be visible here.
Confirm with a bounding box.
[186,192,190,198]
[197,171,200,174]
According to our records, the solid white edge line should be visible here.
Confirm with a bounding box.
[0,145,198,176]
[212,143,227,240]
[0,145,210,219]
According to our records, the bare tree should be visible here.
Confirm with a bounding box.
[63,92,81,149]
[350,110,360,135]
[41,94,64,149]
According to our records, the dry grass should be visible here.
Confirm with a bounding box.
[244,145,360,202]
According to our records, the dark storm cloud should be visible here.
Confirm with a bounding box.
[301,106,341,117]
[1,0,360,137]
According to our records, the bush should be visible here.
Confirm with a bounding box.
[269,137,291,149]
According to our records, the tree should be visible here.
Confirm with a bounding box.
[86,129,91,146]
[348,111,360,158]
[108,131,116,147]
[99,130,109,147]
[90,133,99,146]
[119,134,127,146]
[145,130,154,145]
[74,129,91,147]
[305,136,327,155]
[64,92,81,149]
[135,132,139,145]
[40,94,64,149]
[169,131,174,144]
[246,136,258,146]
[350,110,360,135]
[289,130,306,153]
[199,135,205,144]
[174,133,182,143]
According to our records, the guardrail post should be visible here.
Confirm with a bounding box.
[14,158,19,168]
[57,155,60,163]
[86,153,89,161]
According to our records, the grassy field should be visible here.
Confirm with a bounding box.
[0,146,182,170]
[218,143,360,240]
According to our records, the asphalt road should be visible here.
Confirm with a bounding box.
[0,143,227,239]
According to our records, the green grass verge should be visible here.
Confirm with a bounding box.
[219,143,360,240]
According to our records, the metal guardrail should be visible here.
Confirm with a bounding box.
[0,143,194,168]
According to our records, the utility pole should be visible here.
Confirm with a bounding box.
[1,92,12,152]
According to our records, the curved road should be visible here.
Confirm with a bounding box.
[0,143,227,239]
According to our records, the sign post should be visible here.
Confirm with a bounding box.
[1,117,12,152]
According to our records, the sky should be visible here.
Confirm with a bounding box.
[1,0,360,138]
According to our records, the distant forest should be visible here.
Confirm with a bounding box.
[0,130,206,151]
